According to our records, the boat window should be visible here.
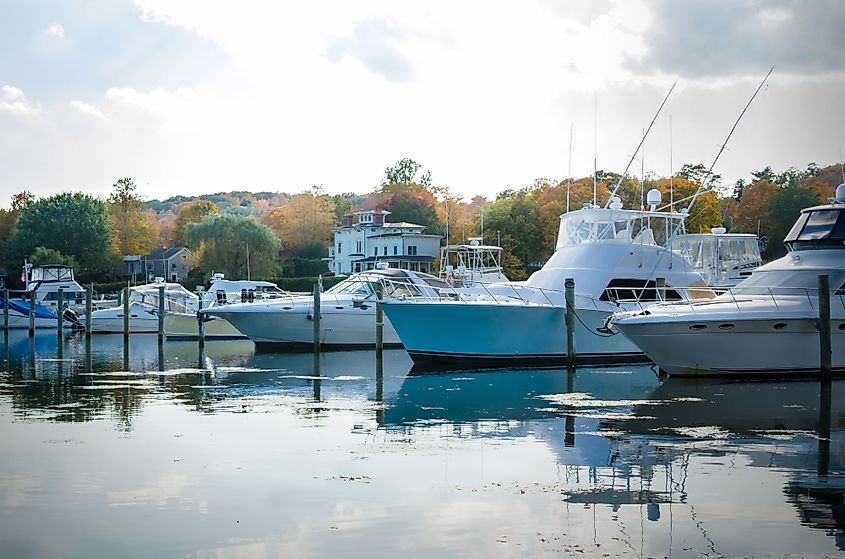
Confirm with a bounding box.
[599,278,682,302]
[326,279,375,296]
[783,212,810,242]
[798,210,840,240]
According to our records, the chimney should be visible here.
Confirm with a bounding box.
[373,209,385,226]
[342,212,353,227]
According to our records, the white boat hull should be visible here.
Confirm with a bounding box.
[2,313,72,329]
[614,315,845,376]
[208,305,402,349]
[382,301,643,369]
[164,313,246,340]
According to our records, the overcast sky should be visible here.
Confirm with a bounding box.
[1,0,843,206]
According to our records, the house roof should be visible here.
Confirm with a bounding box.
[146,247,191,260]
[353,256,435,263]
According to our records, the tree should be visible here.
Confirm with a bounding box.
[27,246,78,269]
[734,180,777,235]
[478,189,545,268]
[382,192,441,234]
[107,177,156,256]
[264,191,335,254]
[7,192,114,282]
[0,190,35,268]
[383,157,432,187]
[186,214,280,280]
[172,200,219,247]
[652,177,721,234]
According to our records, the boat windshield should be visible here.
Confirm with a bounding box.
[129,283,198,313]
[556,208,685,250]
[326,277,379,297]
[784,208,845,250]
[674,234,761,285]
[29,266,75,282]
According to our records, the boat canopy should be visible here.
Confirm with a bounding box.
[128,283,198,314]
[28,265,75,283]
[555,206,687,251]
[673,233,761,287]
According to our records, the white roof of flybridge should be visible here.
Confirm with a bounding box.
[443,244,503,251]
[559,205,688,221]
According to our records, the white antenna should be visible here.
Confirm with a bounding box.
[593,92,598,205]
[670,115,674,213]
[566,122,573,213]
[640,127,645,210]
[606,80,677,207]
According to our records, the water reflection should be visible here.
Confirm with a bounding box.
[0,331,844,557]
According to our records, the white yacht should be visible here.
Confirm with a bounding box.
[165,275,292,340]
[382,193,714,368]
[202,268,450,349]
[0,296,72,329]
[87,282,199,334]
[610,185,845,376]
[22,263,86,311]
[439,237,509,287]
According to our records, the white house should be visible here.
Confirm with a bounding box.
[327,209,441,275]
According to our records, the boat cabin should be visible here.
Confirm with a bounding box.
[784,202,845,252]
[127,283,198,314]
[554,203,687,251]
[673,229,761,287]
[438,237,508,287]
[23,264,85,307]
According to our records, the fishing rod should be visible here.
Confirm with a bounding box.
[658,66,774,214]
[605,80,678,208]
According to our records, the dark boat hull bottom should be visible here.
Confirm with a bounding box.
[406,350,650,372]
[255,341,405,352]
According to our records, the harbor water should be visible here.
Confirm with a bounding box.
[1,331,844,558]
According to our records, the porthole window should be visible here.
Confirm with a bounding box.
[773,323,788,330]
[718,323,735,330]
[838,323,845,331]
[689,324,707,331]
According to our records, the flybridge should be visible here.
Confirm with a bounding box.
[555,203,687,251]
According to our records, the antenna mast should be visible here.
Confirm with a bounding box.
[593,92,598,205]
[606,80,677,207]
[669,115,674,213]
[566,122,573,213]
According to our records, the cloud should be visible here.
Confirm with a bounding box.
[636,0,845,78]
[47,23,65,38]
[0,85,40,116]
[70,100,106,121]
[326,18,413,83]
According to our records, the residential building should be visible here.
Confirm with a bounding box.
[327,209,441,275]
[143,247,196,282]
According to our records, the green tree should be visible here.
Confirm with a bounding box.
[186,214,280,280]
[172,200,219,246]
[763,183,823,259]
[383,158,432,187]
[27,246,79,269]
[478,189,545,268]
[383,192,441,234]
[7,192,113,282]
[107,177,155,256]
[0,190,35,268]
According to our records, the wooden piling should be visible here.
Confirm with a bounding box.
[123,286,130,340]
[157,284,165,343]
[312,284,321,355]
[28,295,35,336]
[85,284,93,338]
[56,288,64,335]
[375,283,384,371]
[818,274,832,377]
[2,288,8,333]
[565,278,576,367]
[197,290,205,348]
[818,377,832,475]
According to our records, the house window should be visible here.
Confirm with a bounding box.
[383,247,387,256]
[337,243,342,254]
[374,247,378,256]
[393,246,398,255]
[356,241,362,253]
[408,245,417,255]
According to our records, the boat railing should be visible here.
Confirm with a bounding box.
[635,285,845,316]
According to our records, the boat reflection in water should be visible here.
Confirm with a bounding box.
[1,332,843,557]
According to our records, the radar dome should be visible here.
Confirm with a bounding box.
[836,183,845,202]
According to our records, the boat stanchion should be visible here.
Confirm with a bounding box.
[656,277,666,302]
[818,274,832,377]
[376,283,384,375]
[56,288,64,335]
[28,295,35,337]
[312,283,321,356]
[123,286,130,342]
[157,285,165,344]
[85,284,93,338]
[565,278,576,367]
[2,288,9,333]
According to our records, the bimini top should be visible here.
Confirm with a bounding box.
[555,204,688,251]
[783,202,845,251]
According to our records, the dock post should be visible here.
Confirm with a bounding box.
[655,277,666,302]
[123,286,130,340]
[565,278,576,367]
[375,283,384,373]
[818,274,832,377]
[3,288,8,333]
[157,284,165,344]
[28,295,35,336]
[56,288,64,335]
[818,376,832,475]
[197,289,205,348]
[85,284,92,338]
[312,283,321,356]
